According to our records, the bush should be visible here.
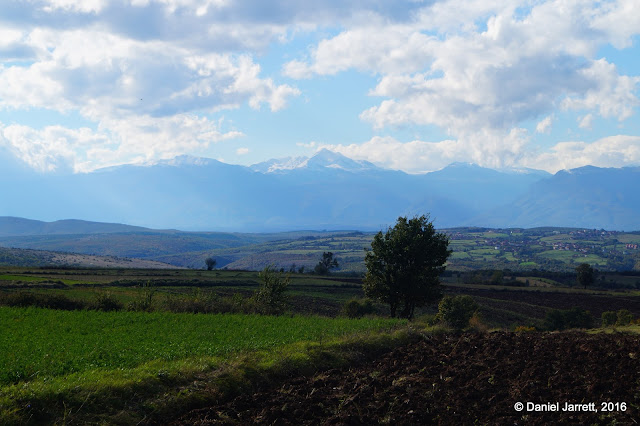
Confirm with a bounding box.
[616,309,633,326]
[601,311,617,326]
[0,292,84,310]
[468,311,488,332]
[127,281,156,312]
[342,299,374,319]
[515,325,536,333]
[253,266,290,315]
[89,292,123,312]
[544,307,594,331]
[437,295,479,330]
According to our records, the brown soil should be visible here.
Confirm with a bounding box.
[450,286,640,317]
[171,332,640,425]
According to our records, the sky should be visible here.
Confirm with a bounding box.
[0,0,639,175]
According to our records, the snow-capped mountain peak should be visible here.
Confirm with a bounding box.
[251,149,379,174]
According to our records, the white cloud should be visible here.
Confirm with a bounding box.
[296,141,317,148]
[0,123,106,172]
[236,147,249,155]
[321,132,640,175]
[561,59,640,121]
[591,0,640,49]
[288,0,640,165]
[283,26,435,78]
[536,115,553,134]
[0,29,300,117]
[1,0,639,174]
[523,135,640,172]
[320,128,530,173]
[0,114,243,172]
[0,24,297,171]
[41,0,108,14]
[578,113,594,130]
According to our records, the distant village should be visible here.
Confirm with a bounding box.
[445,228,639,268]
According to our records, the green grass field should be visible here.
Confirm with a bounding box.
[0,307,404,386]
[1,262,639,424]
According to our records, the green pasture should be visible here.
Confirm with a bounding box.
[0,274,85,285]
[480,232,509,238]
[451,252,471,259]
[0,307,404,386]
[469,249,500,256]
[538,250,607,265]
[515,276,560,287]
[615,234,640,244]
[503,253,517,261]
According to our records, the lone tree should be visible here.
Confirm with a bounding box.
[205,257,217,271]
[363,215,451,319]
[576,263,594,289]
[314,252,339,275]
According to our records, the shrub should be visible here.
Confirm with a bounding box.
[342,299,374,319]
[437,295,479,330]
[0,292,84,310]
[468,311,488,332]
[127,281,156,312]
[543,309,566,331]
[544,307,594,331]
[90,292,123,312]
[515,325,536,333]
[253,266,290,315]
[601,311,617,327]
[616,309,633,326]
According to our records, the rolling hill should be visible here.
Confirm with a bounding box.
[0,246,181,269]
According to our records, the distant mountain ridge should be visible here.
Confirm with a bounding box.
[478,165,640,230]
[1,149,638,231]
[0,217,156,237]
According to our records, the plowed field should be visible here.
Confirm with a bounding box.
[171,332,640,425]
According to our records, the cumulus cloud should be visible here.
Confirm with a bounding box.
[561,59,640,120]
[1,0,639,174]
[283,26,435,78]
[236,147,249,155]
[320,132,640,174]
[320,128,530,173]
[578,113,594,130]
[0,29,300,117]
[0,123,105,172]
[0,23,297,171]
[0,114,243,172]
[536,115,553,134]
[288,0,640,151]
[523,135,640,172]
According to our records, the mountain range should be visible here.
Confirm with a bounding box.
[1,149,639,231]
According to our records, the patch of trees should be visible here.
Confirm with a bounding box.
[342,298,375,319]
[436,295,479,330]
[314,252,339,275]
[460,270,527,286]
[601,309,635,326]
[543,307,594,331]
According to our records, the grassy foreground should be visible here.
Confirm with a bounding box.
[0,307,408,424]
